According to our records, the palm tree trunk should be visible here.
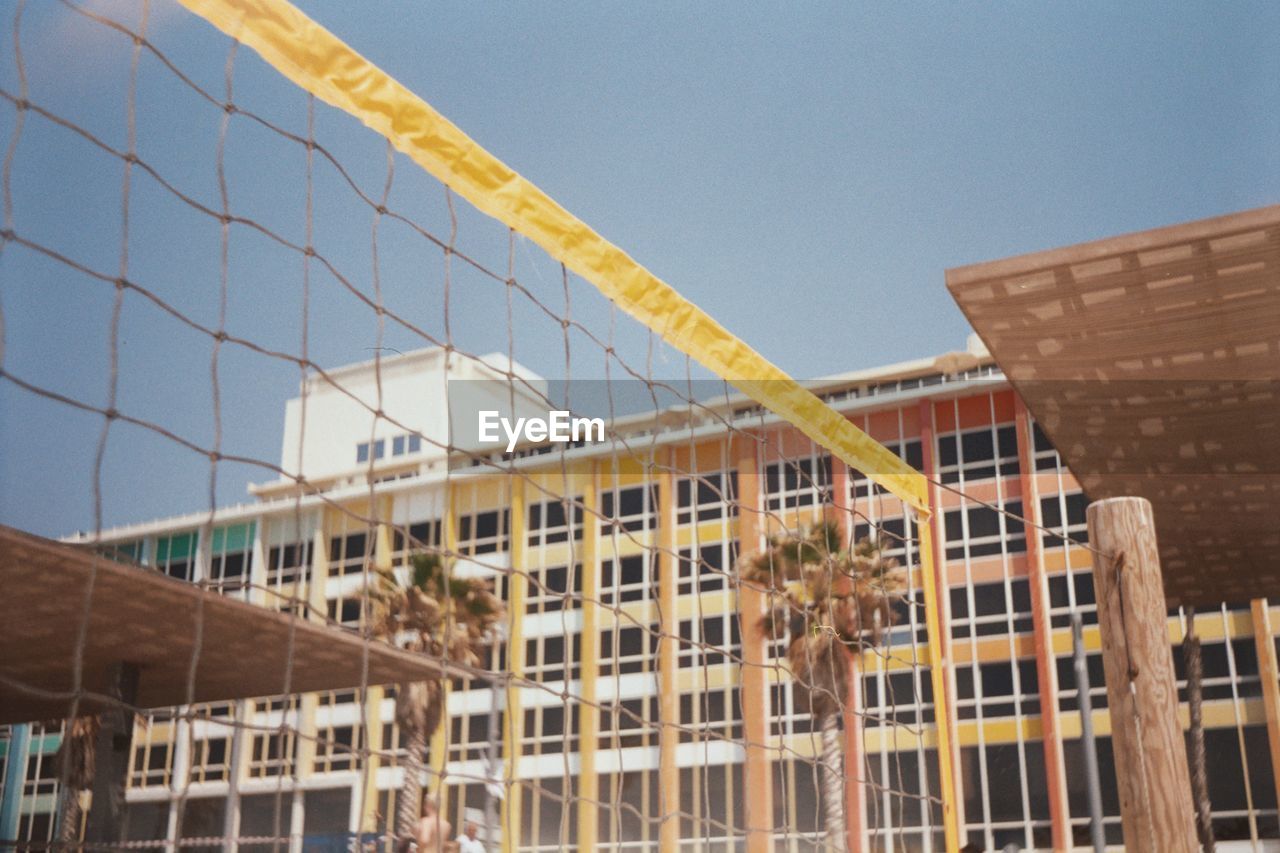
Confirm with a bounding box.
[819,711,847,852]
[57,787,83,847]
[1183,615,1215,852]
[397,723,428,842]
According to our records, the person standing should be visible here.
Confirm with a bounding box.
[456,821,485,853]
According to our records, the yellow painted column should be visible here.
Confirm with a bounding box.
[577,467,602,849]
[357,524,395,833]
[431,492,459,808]
[918,513,960,853]
[501,479,529,853]
[1250,599,1280,816]
[657,454,681,852]
[308,526,329,623]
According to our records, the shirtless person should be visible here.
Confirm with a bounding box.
[395,794,453,852]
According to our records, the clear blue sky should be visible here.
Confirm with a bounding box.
[2,0,1278,537]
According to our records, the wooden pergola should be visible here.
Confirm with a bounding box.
[948,204,1280,608]
[947,204,1280,853]
[0,524,448,844]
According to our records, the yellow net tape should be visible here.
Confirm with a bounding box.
[175,0,930,515]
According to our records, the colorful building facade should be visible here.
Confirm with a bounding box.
[2,342,1277,852]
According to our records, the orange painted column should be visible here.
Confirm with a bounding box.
[1014,398,1071,851]
[917,399,966,844]
[831,460,867,853]
[735,436,773,853]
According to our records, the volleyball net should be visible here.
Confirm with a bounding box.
[0,1,962,850]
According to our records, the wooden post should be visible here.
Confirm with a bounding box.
[1086,497,1196,853]
[84,662,140,845]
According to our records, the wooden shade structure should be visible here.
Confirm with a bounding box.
[947,204,1280,606]
[0,524,448,724]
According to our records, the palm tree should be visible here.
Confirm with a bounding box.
[740,521,907,852]
[55,715,100,846]
[365,551,505,842]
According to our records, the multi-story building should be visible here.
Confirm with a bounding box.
[2,337,1276,852]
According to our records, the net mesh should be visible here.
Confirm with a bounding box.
[0,1,1066,850]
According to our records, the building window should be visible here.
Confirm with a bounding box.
[764,455,832,512]
[850,439,922,500]
[951,579,1033,640]
[520,705,580,757]
[189,736,230,783]
[458,510,509,556]
[677,541,737,596]
[266,538,312,587]
[676,614,740,668]
[100,539,145,564]
[943,501,1026,560]
[447,711,500,763]
[249,729,297,779]
[327,597,364,627]
[527,497,584,546]
[526,563,583,614]
[525,633,582,682]
[208,522,254,593]
[154,531,197,581]
[851,515,913,562]
[1039,492,1087,549]
[600,554,648,605]
[129,732,173,788]
[600,625,657,676]
[328,527,373,578]
[1031,421,1060,471]
[599,484,659,534]
[937,424,1018,485]
[678,688,743,743]
[597,696,659,749]
[24,742,59,797]
[356,439,387,464]
[247,697,299,779]
[676,471,737,525]
[314,724,362,773]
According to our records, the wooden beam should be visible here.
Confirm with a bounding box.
[734,437,773,853]
[1086,497,1196,853]
[1249,598,1280,812]
[1014,399,1071,852]
[657,455,681,852]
